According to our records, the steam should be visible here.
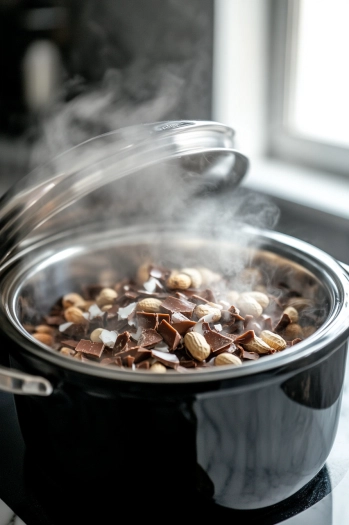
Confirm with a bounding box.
[24,0,281,289]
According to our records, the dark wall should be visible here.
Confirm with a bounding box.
[0,0,214,191]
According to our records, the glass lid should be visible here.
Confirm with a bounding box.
[0,120,249,265]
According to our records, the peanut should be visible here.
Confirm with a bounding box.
[194,304,221,322]
[35,324,54,335]
[287,297,313,311]
[283,306,299,323]
[96,288,118,307]
[101,304,113,312]
[184,331,211,361]
[62,293,84,309]
[236,295,263,317]
[64,306,87,324]
[137,298,163,313]
[166,272,191,290]
[180,268,203,289]
[60,347,76,356]
[197,267,221,285]
[260,330,287,351]
[136,262,151,285]
[243,291,269,310]
[90,328,104,343]
[244,335,272,354]
[215,353,242,366]
[283,323,304,340]
[74,300,95,312]
[33,332,54,347]
[226,290,240,305]
[150,362,167,373]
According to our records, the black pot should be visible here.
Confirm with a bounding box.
[0,121,348,513]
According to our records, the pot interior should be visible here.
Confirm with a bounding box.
[2,222,343,383]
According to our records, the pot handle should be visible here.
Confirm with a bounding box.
[0,365,53,396]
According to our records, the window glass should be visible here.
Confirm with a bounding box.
[289,0,349,147]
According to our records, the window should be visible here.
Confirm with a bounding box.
[268,0,349,176]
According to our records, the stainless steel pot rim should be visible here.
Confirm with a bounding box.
[1,223,349,384]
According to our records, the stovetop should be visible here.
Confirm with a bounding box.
[0,357,348,525]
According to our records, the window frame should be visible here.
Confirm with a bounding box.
[267,0,349,178]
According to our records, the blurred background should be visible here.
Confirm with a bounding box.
[0,0,348,261]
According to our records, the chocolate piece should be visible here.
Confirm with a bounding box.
[177,359,198,368]
[75,339,105,358]
[188,294,211,305]
[204,289,217,303]
[106,305,120,317]
[202,326,233,352]
[274,313,291,333]
[101,356,123,366]
[126,356,135,367]
[138,329,163,348]
[106,317,129,332]
[82,284,103,300]
[60,339,79,349]
[234,330,255,345]
[133,348,152,363]
[113,332,131,355]
[291,338,303,346]
[60,323,89,339]
[45,315,65,326]
[136,312,158,330]
[125,291,139,300]
[160,296,196,318]
[171,312,197,335]
[136,361,150,369]
[261,315,273,331]
[157,320,181,351]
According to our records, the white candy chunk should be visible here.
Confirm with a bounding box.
[202,312,216,323]
[82,312,90,320]
[153,342,170,353]
[58,321,73,332]
[100,329,117,348]
[118,302,137,320]
[89,304,104,319]
[132,326,143,341]
[143,277,157,292]
[214,324,223,331]
[193,322,204,335]
[219,300,230,309]
[152,350,179,364]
